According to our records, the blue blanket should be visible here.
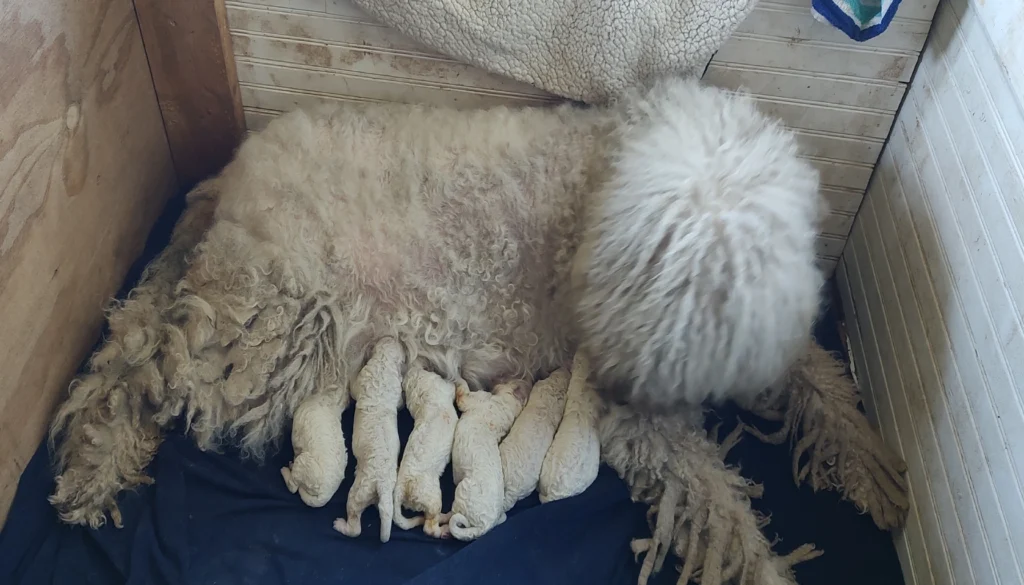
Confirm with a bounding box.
[1,412,648,585]
[0,198,904,585]
[1,403,905,585]
[0,373,905,585]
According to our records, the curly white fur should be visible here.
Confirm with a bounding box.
[499,366,571,511]
[281,389,349,507]
[50,78,837,531]
[449,379,530,541]
[47,182,219,528]
[538,352,603,503]
[571,80,824,411]
[333,337,405,543]
[744,341,909,530]
[392,358,461,538]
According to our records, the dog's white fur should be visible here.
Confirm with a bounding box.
[449,380,530,541]
[333,337,404,543]
[538,353,603,503]
[499,367,571,511]
[49,78,825,529]
[280,389,349,507]
[571,82,823,410]
[392,358,461,538]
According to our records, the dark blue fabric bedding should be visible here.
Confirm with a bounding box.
[0,412,646,585]
[0,197,904,585]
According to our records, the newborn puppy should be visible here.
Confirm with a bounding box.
[499,367,571,511]
[393,358,461,538]
[333,337,405,543]
[281,389,349,507]
[539,352,603,503]
[448,379,530,541]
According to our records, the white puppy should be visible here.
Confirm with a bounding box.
[333,337,405,543]
[448,379,530,541]
[280,389,349,507]
[499,367,571,511]
[538,352,603,503]
[393,358,461,538]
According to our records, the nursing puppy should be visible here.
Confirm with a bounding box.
[538,352,602,503]
[499,367,571,511]
[392,358,461,538]
[449,380,530,541]
[333,337,405,543]
[281,389,349,507]
[50,78,825,529]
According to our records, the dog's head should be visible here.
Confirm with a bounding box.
[571,78,825,412]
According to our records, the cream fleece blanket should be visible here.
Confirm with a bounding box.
[349,0,759,103]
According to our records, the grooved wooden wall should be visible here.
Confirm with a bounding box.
[0,0,176,523]
[709,0,938,274]
[837,0,1024,582]
[223,0,938,276]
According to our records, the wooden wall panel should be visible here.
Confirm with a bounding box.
[134,0,246,186]
[0,0,176,524]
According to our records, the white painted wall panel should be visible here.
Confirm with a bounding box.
[838,0,1024,583]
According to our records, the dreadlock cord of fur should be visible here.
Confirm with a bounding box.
[48,182,219,528]
[743,340,910,531]
[160,199,354,462]
[600,405,821,585]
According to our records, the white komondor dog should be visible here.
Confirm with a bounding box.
[49,78,907,585]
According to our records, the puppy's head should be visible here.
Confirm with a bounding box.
[572,79,825,412]
[495,378,532,406]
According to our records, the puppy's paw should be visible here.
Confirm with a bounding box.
[333,518,361,538]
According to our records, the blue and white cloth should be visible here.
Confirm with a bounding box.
[812,0,903,41]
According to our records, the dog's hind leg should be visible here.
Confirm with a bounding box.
[161,209,351,464]
[418,479,446,538]
[393,493,426,532]
[49,182,219,528]
[393,475,430,532]
[334,468,377,538]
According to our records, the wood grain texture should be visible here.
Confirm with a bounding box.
[135,0,245,186]
[0,0,176,525]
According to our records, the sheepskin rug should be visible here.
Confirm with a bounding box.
[48,78,907,584]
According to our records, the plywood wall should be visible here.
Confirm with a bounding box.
[0,0,177,523]
[837,0,1024,582]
